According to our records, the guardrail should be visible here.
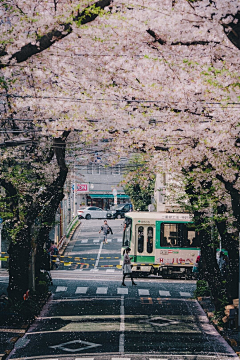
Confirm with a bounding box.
[57,235,66,252]
[57,216,80,253]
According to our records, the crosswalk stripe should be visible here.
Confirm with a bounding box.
[96,287,108,294]
[107,238,112,242]
[81,239,88,243]
[75,287,88,294]
[138,289,150,296]
[93,239,99,243]
[90,269,99,272]
[117,288,128,295]
[75,358,95,360]
[106,269,115,273]
[159,290,170,297]
[53,286,192,299]
[180,291,191,297]
[117,238,122,242]
[56,286,67,292]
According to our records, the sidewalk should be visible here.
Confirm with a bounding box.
[198,296,240,357]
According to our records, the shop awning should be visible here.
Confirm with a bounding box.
[89,194,129,199]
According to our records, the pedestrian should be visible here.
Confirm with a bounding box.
[99,220,113,244]
[122,247,137,286]
[48,241,59,269]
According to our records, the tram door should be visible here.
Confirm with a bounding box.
[135,225,155,257]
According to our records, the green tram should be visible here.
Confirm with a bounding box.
[121,212,200,278]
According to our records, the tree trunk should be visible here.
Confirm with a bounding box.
[216,219,239,301]
[7,228,31,302]
[7,133,69,302]
[197,227,225,311]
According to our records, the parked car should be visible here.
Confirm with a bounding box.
[107,203,132,219]
[77,206,108,220]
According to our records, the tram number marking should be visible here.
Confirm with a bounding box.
[140,297,153,304]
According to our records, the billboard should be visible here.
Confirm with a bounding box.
[75,183,89,193]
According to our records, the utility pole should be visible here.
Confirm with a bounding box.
[0,222,2,268]
[73,162,76,217]
[238,232,240,338]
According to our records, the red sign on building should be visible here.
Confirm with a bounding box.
[77,183,89,193]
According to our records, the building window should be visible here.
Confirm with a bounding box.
[87,164,93,174]
[92,165,100,174]
[112,165,120,175]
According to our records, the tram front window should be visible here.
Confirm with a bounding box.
[147,226,153,253]
[160,223,200,248]
[123,218,132,247]
[138,226,144,253]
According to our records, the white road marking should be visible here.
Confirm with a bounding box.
[117,288,128,295]
[119,295,125,353]
[93,239,99,243]
[117,238,122,242]
[90,269,99,272]
[94,241,103,269]
[75,287,88,294]
[180,291,191,297]
[113,358,130,360]
[76,358,95,360]
[81,239,88,243]
[49,339,101,352]
[138,289,150,296]
[107,238,112,242]
[106,269,115,273]
[140,316,179,327]
[159,290,170,297]
[96,287,108,294]
[55,286,67,292]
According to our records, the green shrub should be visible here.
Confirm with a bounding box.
[194,280,211,298]
[36,280,48,298]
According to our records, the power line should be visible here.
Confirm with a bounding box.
[2,94,240,108]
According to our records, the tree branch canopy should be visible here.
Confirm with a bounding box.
[1,0,111,66]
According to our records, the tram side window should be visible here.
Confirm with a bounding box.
[184,223,200,248]
[147,227,153,253]
[138,226,144,253]
[160,224,180,247]
[160,223,200,248]
[123,218,132,247]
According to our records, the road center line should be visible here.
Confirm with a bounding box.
[94,241,103,269]
[119,295,125,353]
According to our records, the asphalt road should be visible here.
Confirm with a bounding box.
[56,219,124,272]
[4,219,239,360]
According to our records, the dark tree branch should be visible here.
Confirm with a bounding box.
[0,0,111,68]
[0,178,19,217]
[147,28,220,46]
[221,11,240,50]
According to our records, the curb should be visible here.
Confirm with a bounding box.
[198,296,240,356]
